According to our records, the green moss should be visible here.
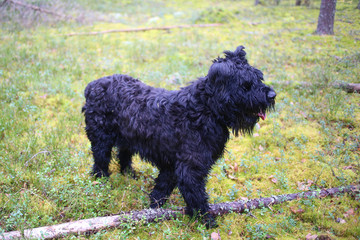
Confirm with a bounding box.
[1,0,359,238]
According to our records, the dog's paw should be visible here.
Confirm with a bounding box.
[203,214,218,229]
[91,169,110,179]
[121,166,136,179]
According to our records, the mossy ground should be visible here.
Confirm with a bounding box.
[0,0,359,239]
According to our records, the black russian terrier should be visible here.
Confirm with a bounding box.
[82,46,276,228]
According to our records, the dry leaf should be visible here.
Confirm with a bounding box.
[211,231,221,240]
[233,162,238,172]
[271,178,278,184]
[305,233,318,240]
[240,197,249,201]
[300,110,308,119]
[316,235,332,240]
[297,182,308,191]
[227,174,237,180]
[336,218,346,224]
[266,234,275,239]
[290,206,305,214]
[297,180,313,191]
[345,208,355,215]
[39,94,47,99]
[229,163,239,172]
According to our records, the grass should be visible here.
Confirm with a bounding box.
[0,0,359,239]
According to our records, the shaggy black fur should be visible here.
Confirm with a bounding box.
[82,46,276,228]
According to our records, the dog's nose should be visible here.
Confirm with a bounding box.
[267,91,276,100]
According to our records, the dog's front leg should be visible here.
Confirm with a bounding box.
[175,163,218,228]
[90,138,114,178]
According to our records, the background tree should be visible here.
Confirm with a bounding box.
[357,0,360,9]
[316,0,337,35]
[296,0,310,7]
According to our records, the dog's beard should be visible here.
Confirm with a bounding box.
[231,104,274,136]
[231,113,258,136]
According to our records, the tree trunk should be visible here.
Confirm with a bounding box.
[316,0,337,35]
[295,0,301,6]
[255,0,260,6]
[357,0,360,9]
[1,185,358,240]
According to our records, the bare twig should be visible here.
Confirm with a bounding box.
[24,150,51,167]
[1,184,358,240]
[0,0,8,8]
[63,23,224,36]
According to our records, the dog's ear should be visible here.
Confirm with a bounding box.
[254,68,264,81]
[223,45,247,60]
[208,60,232,83]
[234,45,246,58]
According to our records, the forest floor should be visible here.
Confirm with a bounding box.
[0,0,359,239]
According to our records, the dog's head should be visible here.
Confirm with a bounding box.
[207,46,276,135]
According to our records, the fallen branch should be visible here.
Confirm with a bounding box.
[270,80,360,93]
[1,185,358,240]
[5,0,72,20]
[335,82,360,93]
[64,23,224,36]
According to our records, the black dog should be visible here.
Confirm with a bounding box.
[82,46,276,228]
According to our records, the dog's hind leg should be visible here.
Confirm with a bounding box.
[149,169,177,208]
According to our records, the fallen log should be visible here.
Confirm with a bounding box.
[269,80,360,93]
[336,82,360,93]
[63,23,224,36]
[1,185,358,240]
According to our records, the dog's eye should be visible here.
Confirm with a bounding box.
[243,82,252,90]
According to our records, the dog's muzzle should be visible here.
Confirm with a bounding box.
[267,90,276,101]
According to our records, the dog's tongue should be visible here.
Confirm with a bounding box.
[258,111,266,120]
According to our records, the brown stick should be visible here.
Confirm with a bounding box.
[64,23,224,36]
[270,80,360,93]
[1,185,358,240]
